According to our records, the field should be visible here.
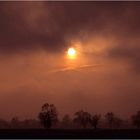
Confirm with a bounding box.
[0,129,140,138]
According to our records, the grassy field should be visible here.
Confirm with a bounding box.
[0,129,140,138]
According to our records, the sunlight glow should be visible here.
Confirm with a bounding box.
[67,48,76,59]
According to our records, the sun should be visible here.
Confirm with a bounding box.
[67,47,76,59]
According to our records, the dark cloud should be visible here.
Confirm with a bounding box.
[107,45,140,73]
[0,1,140,54]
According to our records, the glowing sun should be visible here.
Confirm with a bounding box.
[67,47,76,59]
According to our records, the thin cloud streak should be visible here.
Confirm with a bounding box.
[48,64,103,74]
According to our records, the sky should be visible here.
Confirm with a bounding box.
[0,1,140,120]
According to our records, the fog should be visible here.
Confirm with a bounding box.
[0,2,140,120]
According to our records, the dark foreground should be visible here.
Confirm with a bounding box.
[0,129,140,139]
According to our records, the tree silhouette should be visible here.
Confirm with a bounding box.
[113,117,123,128]
[89,114,101,129]
[11,117,20,128]
[38,103,58,129]
[131,111,140,128]
[105,112,115,128]
[105,112,123,128]
[62,114,72,128]
[73,110,91,128]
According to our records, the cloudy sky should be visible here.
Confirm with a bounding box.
[0,1,140,120]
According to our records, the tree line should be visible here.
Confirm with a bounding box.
[38,103,140,129]
[0,102,139,129]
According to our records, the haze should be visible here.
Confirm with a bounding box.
[0,1,140,120]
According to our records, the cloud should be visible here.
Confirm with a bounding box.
[48,64,102,74]
[0,2,140,54]
[107,45,140,74]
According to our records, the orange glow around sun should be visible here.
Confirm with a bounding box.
[67,47,76,59]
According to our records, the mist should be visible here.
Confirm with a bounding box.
[0,1,140,120]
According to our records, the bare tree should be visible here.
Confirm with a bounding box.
[11,117,20,128]
[113,117,123,128]
[38,103,58,129]
[62,114,72,128]
[73,110,91,128]
[131,111,140,128]
[89,114,101,129]
[105,112,115,128]
[105,112,123,128]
